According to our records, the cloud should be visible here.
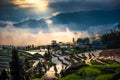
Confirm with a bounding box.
[52,12,61,16]
[45,19,53,27]
[11,0,49,12]
[0,22,90,46]
[0,0,120,22]
[0,19,118,46]
[49,0,120,12]
[0,0,52,22]
[0,21,13,27]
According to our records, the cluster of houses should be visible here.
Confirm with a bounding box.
[50,36,106,51]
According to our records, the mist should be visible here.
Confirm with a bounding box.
[0,22,90,46]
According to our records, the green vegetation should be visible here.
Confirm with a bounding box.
[9,48,26,80]
[70,49,78,55]
[60,61,120,80]
[96,74,114,80]
[1,48,120,80]
[61,74,82,80]
[19,55,26,61]
[32,78,44,80]
[1,49,8,54]
[91,60,103,65]
[78,67,101,77]
[101,24,120,49]
[91,64,120,74]
[69,49,80,55]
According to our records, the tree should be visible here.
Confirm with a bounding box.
[24,58,31,80]
[0,69,8,80]
[9,48,25,80]
[44,46,52,60]
[100,24,120,49]
[32,44,34,49]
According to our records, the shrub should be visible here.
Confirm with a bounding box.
[61,74,81,80]
[32,78,44,80]
[91,65,120,74]
[91,60,103,65]
[95,74,114,80]
[78,67,101,77]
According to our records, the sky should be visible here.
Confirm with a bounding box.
[0,0,120,46]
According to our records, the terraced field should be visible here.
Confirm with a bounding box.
[24,49,120,80]
[0,50,11,72]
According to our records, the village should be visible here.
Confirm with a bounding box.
[0,27,120,80]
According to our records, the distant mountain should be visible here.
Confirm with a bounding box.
[50,10,120,30]
[13,10,120,31]
[14,19,48,29]
[0,21,7,27]
[99,23,120,35]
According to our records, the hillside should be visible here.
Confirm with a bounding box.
[23,49,120,80]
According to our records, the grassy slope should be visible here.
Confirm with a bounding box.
[32,61,120,80]
[59,60,120,80]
